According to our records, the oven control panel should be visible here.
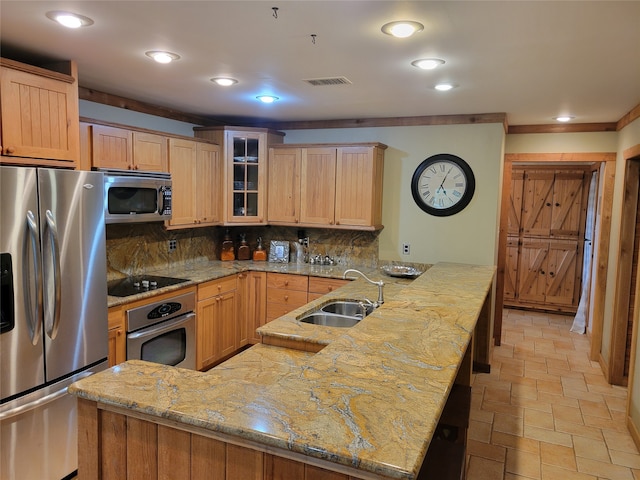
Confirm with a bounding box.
[126,291,195,333]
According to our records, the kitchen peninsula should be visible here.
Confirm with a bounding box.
[70,262,495,480]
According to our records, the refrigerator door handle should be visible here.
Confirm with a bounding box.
[44,209,62,340]
[25,210,43,345]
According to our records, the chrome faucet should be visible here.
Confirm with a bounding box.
[343,269,384,306]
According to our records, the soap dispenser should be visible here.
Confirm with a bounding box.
[252,237,267,261]
[237,234,250,261]
[221,229,235,261]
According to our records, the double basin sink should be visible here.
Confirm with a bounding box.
[298,300,375,328]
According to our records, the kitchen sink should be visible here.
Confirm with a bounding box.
[299,312,362,328]
[321,300,374,317]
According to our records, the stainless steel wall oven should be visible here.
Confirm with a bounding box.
[126,291,196,370]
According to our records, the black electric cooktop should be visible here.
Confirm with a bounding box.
[107,275,188,297]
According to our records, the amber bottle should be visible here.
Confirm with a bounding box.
[221,229,235,261]
[237,234,250,261]
[252,237,267,261]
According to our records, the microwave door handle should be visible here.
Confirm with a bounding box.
[25,210,43,345]
[158,187,164,213]
[44,210,62,340]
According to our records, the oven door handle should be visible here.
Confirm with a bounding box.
[127,312,195,341]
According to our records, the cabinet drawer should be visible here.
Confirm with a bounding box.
[266,302,303,322]
[108,306,124,331]
[198,276,237,300]
[266,288,308,306]
[266,273,308,291]
[308,277,349,295]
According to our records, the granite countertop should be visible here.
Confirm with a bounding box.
[72,262,495,479]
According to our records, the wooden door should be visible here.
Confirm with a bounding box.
[196,297,217,370]
[335,146,377,227]
[550,171,586,237]
[508,170,525,235]
[545,239,579,306]
[132,132,167,171]
[504,237,520,300]
[240,271,267,344]
[168,138,197,227]
[268,148,301,223]
[216,290,238,360]
[300,148,336,225]
[521,171,554,236]
[91,125,132,170]
[517,239,549,304]
[195,142,221,225]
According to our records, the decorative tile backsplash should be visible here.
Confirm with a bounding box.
[106,224,381,280]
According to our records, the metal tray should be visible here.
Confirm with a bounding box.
[380,265,423,278]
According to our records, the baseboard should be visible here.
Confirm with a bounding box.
[627,415,640,452]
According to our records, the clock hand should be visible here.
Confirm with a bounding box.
[437,167,453,194]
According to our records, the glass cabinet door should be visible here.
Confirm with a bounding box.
[227,132,265,223]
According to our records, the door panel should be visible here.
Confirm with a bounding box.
[521,171,554,236]
[508,171,525,235]
[550,171,585,237]
[545,240,579,306]
[517,239,549,303]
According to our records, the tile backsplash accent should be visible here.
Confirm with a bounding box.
[106,224,381,279]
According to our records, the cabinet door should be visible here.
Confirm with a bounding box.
[509,170,525,235]
[217,290,238,360]
[268,148,301,223]
[504,237,520,300]
[335,146,382,227]
[521,171,554,237]
[0,65,79,163]
[300,148,336,225]
[197,296,217,370]
[132,132,167,172]
[195,142,221,225]
[238,272,267,344]
[91,125,133,170]
[517,239,549,304]
[545,239,579,306]
[550,171,586,238]
[227,131,267,223]
[168,138,197,227]
[107,306,126,367]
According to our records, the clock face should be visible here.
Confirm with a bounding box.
[411,154,475,216]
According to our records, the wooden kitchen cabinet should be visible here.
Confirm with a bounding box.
[90,124,168,172]
[168,138,221,229]
[197,276,238,370]
[307,277,350,301]
[238,271,268,344]
[267,143,386,230]
[107,306,126,367]
[266,273,308,322]
[0,58,80,166]
[193,126,285,225]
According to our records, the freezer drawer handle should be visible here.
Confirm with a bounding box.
[25,210,43,345]
[0,371,94,421]
[44,210,62,340]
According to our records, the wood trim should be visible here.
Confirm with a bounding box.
[609,158,640,385]
[80,117,219,144]
[0,57,76,83]
[627,414,640,453]
[494,159,513,346]
[506,152,617,163]
[78,86,216,126]
[618,103,640,131]
[508,123,617,134]
[262,112,508,131]
[626,235,640,442]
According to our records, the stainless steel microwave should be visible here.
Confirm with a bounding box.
[99,169,172,224]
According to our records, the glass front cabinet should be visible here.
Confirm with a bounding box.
[194,126,284,224]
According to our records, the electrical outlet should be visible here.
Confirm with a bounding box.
[402,243,410,255]
[168,240,177,252]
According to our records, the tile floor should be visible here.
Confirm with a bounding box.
[467,308,640,480]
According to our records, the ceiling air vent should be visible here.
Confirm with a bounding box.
[303,77,352,86]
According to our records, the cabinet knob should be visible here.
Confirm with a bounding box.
[117,329,123,336]
[284,295,289,301]
[5,147,15,154]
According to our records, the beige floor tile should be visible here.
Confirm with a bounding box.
[547,358,571,371]
[540,442,577,470]
[523,425,573,448]
[554,419,604,441]
[552,404,584,425]
[468,438,507,463]
[506,448,541,479]
[485,386,513,404]
[576,457,634,480]
[467,455,505,480]
[584,414,631,433]
[541,463,598,479]
[603,431,640,455]
[536,379,564,395]
[492,431,541,455]
[562,376,589,393]
[510,396,553,413]
[603,395,627,413]
[470,406,495,424]
[579,399,612,420]
[573,436,611,463]
[537,391,580,408]
[524,409,555,430]
[469,418,493,443]
[505,473,536,480]
[610,450,640,469]
[494,413,525,436]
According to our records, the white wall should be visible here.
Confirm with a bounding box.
[284,123,505,266]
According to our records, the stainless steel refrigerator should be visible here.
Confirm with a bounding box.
[0,166,108,480]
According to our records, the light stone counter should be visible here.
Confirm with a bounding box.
[72,262,495,480]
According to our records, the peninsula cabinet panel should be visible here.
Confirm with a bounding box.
[191,436,225,479]
[335,146,384,228]
[0,58,80,165]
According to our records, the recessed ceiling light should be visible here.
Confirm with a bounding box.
[553,115,575,122]
[381,21,424,38]
[257,95,279,104]
[411,58,445,70]
[145,51,181,64]
[211,77,238,86]
[434,83,457,91]
[46,11,94,28]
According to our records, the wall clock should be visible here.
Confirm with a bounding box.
[411,153,475,216]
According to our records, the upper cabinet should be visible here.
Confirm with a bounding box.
[267,143,386,230]
[0,58,80,167]
[194,126,284,225]
[88,124,167,172]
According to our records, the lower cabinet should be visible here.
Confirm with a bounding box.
[107,306,126,367]
[266,273,309,322]
[197,276,239,370]
[308,277,350,301]
[238,271,268,344]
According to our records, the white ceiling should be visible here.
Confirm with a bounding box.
[1,1,639,126]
